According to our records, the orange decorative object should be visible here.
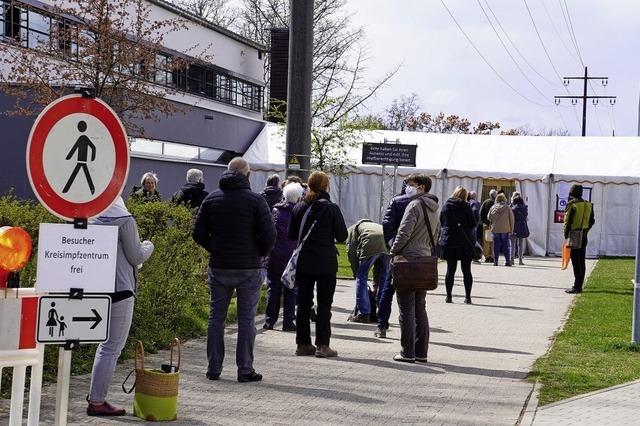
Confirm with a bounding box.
[561,242,571,270]
[0,226,33,272]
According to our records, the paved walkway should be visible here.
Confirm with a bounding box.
[2,257,595,425]
[530,380,640,426]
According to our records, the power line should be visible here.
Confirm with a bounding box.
[561,0,585,66]
[476,0,551,102]
[560,0,613,134]
[539,0,581,66]
[523,0,581,129]
[484,0,560,87]
[522,0,564,82]
[440,0,554,107]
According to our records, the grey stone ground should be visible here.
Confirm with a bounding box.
[2,257,596,425]
[529,379,640,426]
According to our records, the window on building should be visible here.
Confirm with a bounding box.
[2,3,21,40]
[0,2,263,112]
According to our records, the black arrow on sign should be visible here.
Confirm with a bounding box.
[72,309,103,330]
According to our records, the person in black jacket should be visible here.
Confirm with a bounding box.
[375,184,412,339]
[440,186,477,304]
[288,171,348,358]
[479,189,497,263]
[192,158,276,383]
[260,174,283,210]
[172,168,208,209]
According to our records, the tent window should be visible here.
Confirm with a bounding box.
[482,179,516,201]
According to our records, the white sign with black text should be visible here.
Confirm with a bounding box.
[37,296,111,344]
[36,223,117,293]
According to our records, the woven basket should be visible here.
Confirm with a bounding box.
[125,339,181,421]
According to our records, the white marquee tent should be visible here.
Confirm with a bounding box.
[244,125,640,257]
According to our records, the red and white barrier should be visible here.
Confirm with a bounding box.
[0,289,44,426]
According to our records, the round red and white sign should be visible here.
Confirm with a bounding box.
[26,94,130,221]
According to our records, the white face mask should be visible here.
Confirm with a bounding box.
[405,185,418,197]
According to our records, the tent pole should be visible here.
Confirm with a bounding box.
[441,169,448,203]
[633,182,640,344]
[545,174,554,256]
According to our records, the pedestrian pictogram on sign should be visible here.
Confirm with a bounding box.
[37,296,110,344]
[26,94,130,221]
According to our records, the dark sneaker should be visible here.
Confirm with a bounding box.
[262,323,273,330]
[415,356,428,363]
[445,295,453,303]
[351,314,370,323]
[565,287,582,294]
[505,263,512,267]
[295,344,316,356]
[315,345,338,358]
[87,401,126,417]
[238,371,262,383]
[464,297,472,304]
[282,323,296,332]
[374,327,386,338]
[393,354,415,363]
[519,260,525,266]
[206,372,220,380]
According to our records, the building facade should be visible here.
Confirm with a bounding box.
[0,0,267,200]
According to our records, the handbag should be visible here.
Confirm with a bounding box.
[566,229,583,249]
[122,339,181,422]
[484,229,494,242]
[566,202,585,249]
[391,200,438,292]
[457,223,483,261]
[281,200,327,289]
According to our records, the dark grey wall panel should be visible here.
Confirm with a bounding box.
[0,92,265,201]
[125,157,227,200]
[131,103,265,154]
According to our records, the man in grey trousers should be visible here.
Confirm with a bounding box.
[193,158,276,382]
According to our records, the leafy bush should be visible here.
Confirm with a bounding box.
[1,195,261,397]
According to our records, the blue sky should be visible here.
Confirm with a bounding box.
[345,0,640,136]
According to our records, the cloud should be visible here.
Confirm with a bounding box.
[427,89,461,106]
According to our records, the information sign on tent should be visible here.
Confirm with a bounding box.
[362,142,417,167]
[26,94,130,221]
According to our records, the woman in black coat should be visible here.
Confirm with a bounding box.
[439,186,477,304]
[288,171,348,358]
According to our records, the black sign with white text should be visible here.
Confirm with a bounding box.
[362,143,417,167]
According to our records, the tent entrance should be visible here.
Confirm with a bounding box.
[482,178,516,200]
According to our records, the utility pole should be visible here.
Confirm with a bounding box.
[285,0,313,180]
[554,67,616,137]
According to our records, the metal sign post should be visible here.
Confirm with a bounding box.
[633,186,640,344]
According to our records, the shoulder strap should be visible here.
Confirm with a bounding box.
[418,200,436,250]
[297,199,330,244]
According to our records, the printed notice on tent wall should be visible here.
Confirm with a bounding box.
[36,223,117,293]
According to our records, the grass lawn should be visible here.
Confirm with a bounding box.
[530,258,640,405]
[336,243,353,278]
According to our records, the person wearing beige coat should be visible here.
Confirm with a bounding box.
[389,174,439,364]
[488,193,514,266]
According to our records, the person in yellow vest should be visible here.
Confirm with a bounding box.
[563,185,595,294]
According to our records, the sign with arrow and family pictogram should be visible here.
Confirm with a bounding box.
[36,296,111,344]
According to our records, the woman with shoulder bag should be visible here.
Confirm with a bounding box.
[288,171,348,358]
[439,186,477,304]
[389,174,439,363]
[510,193,529,265]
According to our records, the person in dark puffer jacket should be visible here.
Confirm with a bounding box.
[172,168,208,209]
[263,182,305,331]
[192,158,276,383]
[260,174,283,210]
[440,186,477,304]
[288,171,348,358]
[374,183,412,339]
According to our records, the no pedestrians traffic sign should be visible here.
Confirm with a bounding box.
[26,94,130,221]
[37,295,111,344]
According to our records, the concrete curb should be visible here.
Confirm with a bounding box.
[536,379,640,411]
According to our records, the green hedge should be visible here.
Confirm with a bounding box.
[1,195,267,397]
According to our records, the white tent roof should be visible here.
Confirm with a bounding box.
[244,125,640,184]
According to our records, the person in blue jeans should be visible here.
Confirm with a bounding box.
[488,193,514,266]
[346,219,389,322]
[376,185,412,338]
[193,158,276,382]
